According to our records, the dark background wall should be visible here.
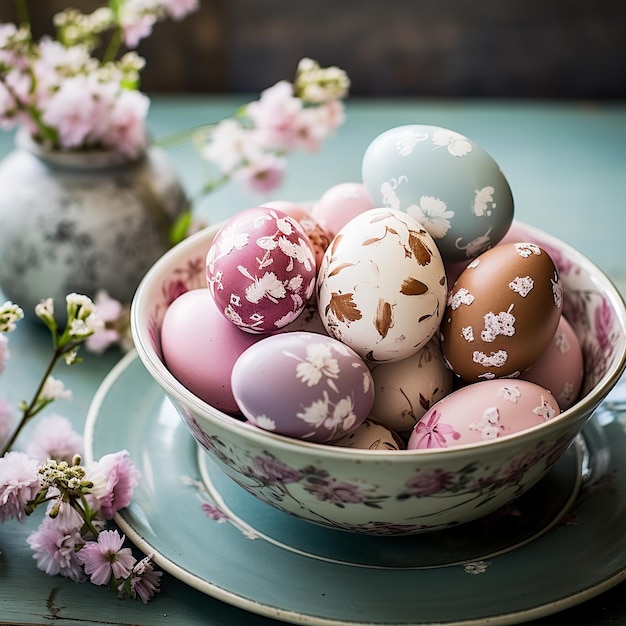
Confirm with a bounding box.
[2,0,625,98]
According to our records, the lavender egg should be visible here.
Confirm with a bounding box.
[231,331,374,443]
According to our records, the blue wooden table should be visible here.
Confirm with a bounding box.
[0,97,625,625]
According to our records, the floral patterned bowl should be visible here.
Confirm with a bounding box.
[130,220,626,535]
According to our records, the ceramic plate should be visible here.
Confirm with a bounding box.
[84,350,626,625]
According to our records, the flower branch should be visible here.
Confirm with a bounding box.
[0,296,161,602]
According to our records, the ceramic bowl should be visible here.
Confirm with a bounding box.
[130,220,626,535]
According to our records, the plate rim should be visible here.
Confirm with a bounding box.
[84,349,626,626]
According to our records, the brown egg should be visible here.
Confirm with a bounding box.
[440,242,563,382]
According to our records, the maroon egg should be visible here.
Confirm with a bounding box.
[231,331,374,443]
[206,207,317,334]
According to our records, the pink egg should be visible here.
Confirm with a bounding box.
[407,379,561,449]
[311,182,375,238]
[161,289,260,413]
[206,206,317,334]
[261,201,310,221]
[520,315,584,409]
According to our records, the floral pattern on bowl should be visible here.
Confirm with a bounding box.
[131,220,626,534]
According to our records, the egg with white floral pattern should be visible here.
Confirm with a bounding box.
[231,331,374,443]
[316,208,448,363]
[361,124,514,265]
[407,379,561,450]
[440,242,563,382]
[206,206,317,334]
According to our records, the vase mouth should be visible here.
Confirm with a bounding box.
[15,128,146,169]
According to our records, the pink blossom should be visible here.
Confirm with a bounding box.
[252,455,301,483]
[85,290,124,354]
[76,530,136,585]
[0,396,16,448]
[86,328,120,354]
[412,410,461,449]
[27,515,87,582]
[246,80,303,152]
[595,297,615,357]
[304,479,367,505]
[233,152,286,194]
[24,414,83,463]
[102,89,149,157]
[125,554,162,603]
[201,118,256,175]
[163,0,200,20]
[121,14,156,48]
[404,468,457,496]
[202,502,228,521]
[0,451,41,522]
[41,76,99,148]
[86,450,141,519]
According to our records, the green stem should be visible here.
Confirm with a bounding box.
[0,345,63,456]
[154,124,216,150]
[75,495,101,538]
[102,27,122,64]
[12,0,30,27]
[190,175,229,205]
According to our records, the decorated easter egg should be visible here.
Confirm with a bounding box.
[279,299,328,335]
[368,337,453,435]
[331,418,405,450]
[231,331,374,443]
[261,200,311,222]
[316,208,448,363]
[361,124,514,265]
[407,379,561,450]
[440,242,563,382]
[298,215,331,270]
[161,288,260,413]
[520,315,584,410]
[311,182,375,238]
[205,207,316,334]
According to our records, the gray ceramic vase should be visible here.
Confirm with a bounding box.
[0,130,188,319]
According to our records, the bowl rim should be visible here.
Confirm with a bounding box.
[130,219,626,460]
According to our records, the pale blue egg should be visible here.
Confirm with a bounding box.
[361,124,514,264]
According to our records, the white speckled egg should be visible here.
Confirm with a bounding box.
[311,182,375,238]
[407,379,561,450]
[521,315,584,410]
[368,337,453,435]
[316,208,447,363]
[361,124,514,265]
[331,418,405,450]
[161,288,260,413]
[231,331,374,443]
[206,206,316,334]
[440,242,563,382]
